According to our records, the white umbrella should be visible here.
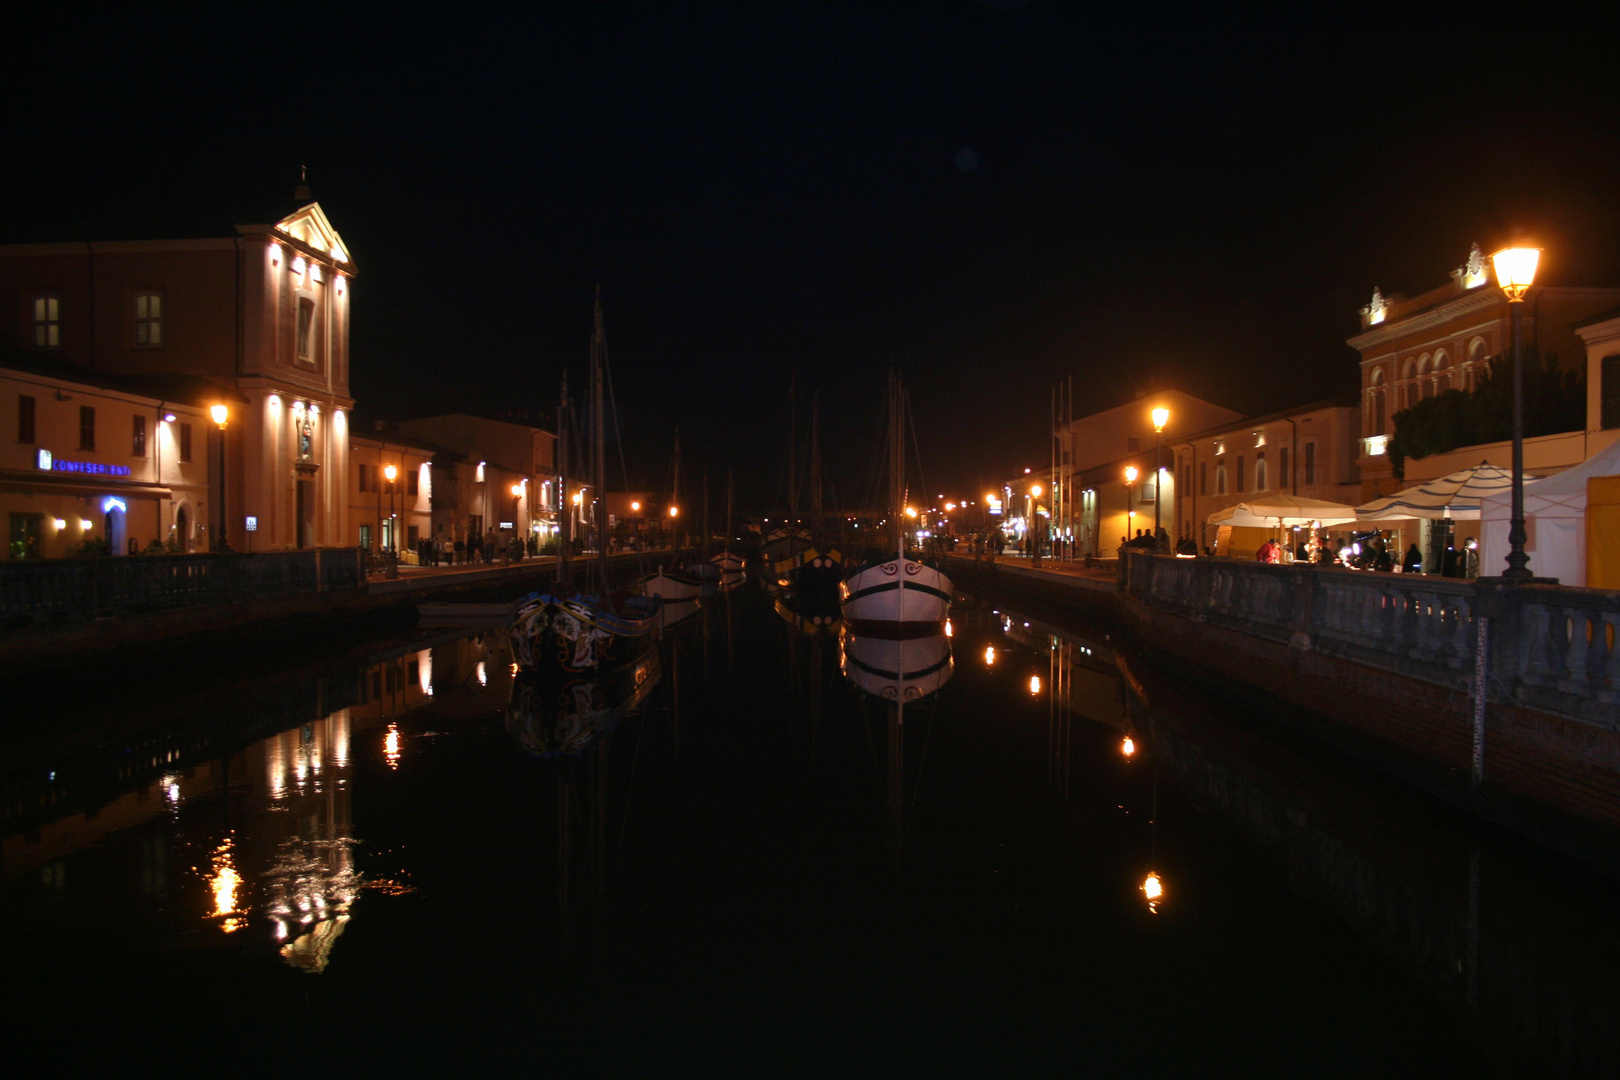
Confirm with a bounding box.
[1205,494,1358,528]
[1355,461,1539,521]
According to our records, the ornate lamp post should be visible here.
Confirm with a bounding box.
[384,464,399,579]
[1490,244,1541,582]
[1124,465,1138,543]
[209,404,229,550]
[1151,406,1170,550]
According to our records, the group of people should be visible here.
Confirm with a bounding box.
[412,527,542,567]
[1120,527,1171,553]
[1250,535,1477,577]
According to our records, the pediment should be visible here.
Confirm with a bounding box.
[274,203,354,269]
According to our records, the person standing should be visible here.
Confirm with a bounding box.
[1403,543,1422,575]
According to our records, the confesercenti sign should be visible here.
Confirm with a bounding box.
[36,449,132,478]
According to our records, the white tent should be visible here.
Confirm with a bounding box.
[1356,462,1537,520]
[1206,494,1358,528]
[1479,438,1620,586]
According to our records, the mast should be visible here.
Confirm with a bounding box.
[726,469,734,553]
[672,429,682,551]
[811,393,822,537]
[702,469,710,558]
[558,369,571,587]
[592,287,609,602]
[891,371,904,557]
[788,372,799,524]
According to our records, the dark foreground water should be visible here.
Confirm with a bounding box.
[4,580,1619,1077]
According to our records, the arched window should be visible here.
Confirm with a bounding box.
[1432,349,1450,394]
[1400,358,1415,410]
[1366,367,1385,435]
[1255,451,1268,491]
[1468,337,1488,391]
[1216,460,1227,495]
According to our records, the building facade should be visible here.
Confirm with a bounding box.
[0,200,358,552]
[392,413,560,551]
[2,364,211,558]
[347,431,437,561]
[1348,243,1620,500]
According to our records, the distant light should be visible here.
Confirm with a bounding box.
[1142,872,1164,912]
[1151,406,1169,432]
[944,619,953,637]
[53,518,66,530]
[669,505,679,517]
[511,483,522,497]
[210,404,229,427]
[162,411,176,423]
[1030,484,1042,497]
[384,464,398,483]
[984,645,996,666]
[631,501,641,512]
[1124,465,1138,485]
[1029,675,1041,696]
[1122,736,1136,757]
[1024,468,1031,474]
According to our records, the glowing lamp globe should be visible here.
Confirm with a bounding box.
[1151,406,1169,432]
[384,464,398,483]
[1124,466,1139,485]
[1491,245,1540,300]
[209,404,228,427]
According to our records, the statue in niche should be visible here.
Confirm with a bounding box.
[299,419,314,462]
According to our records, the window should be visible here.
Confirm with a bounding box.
[1199,461,1208,496]
[1304,442,1317,485]
[1255,451,1267,491]
[1604,356,1620,430]
[132,414,146,456]
[406,469,419,496]
[135,292,163,346]
[79,406,96,451]
[33,296,60,348]
[179,422,193,463]
[17,395,35,443]
[296,297,316,363]
[1279,446,1290,489]
[1216,461,1226,495]
[1235,455,1246,493]
[359,523,372,551]
[358,463,370,493]
[1126,436,1140,452]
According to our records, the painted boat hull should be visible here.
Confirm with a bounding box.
[839,557,953,631]
[642,569,705,601]
[508,592,663,674]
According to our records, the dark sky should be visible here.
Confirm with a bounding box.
[5,4,1617,510]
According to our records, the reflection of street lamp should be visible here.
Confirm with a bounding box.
[1151,406,1169,549]
[210,404,229,550]
[1124,465,1138,541]
[384,464,399,578]
[1491,243,1541,582]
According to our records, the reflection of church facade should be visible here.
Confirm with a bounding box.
[0,196,356,551]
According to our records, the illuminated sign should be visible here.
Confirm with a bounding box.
[48,457,132,478]
[245,516,259,532]
[101,496,127,514]
[499,521,514,530]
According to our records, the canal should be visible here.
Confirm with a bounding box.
[4,579,1618,1076]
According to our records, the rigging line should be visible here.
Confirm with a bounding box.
[600,324,650,578]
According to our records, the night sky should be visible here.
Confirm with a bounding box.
[5,5,1618,509]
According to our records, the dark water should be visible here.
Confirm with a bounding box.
[4,581,1619,1077]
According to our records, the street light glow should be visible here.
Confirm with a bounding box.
[631,501,641,512]
[384,464,398,483]
[1152,406,1169,432]
[1030,484,1042,497]
[669,505,679,517]
[1492,245,1541,299]
[209,404,228,428]
[1124,465,1138,485]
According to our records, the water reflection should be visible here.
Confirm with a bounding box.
[839,628,953,701]
[506,648,662,759]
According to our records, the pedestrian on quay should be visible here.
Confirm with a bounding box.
[1403,543,1422,575]
[452,537,463,564]
[485,527,497,564]
[1317,538,1336,565]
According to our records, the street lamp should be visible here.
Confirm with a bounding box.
[1124,465,1138,542]
[210,404,229,550]
[1151,406,1170,550]
[384,464,399,578]
[1491,243,1541,582]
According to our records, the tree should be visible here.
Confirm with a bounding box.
[1388,350,1583,477]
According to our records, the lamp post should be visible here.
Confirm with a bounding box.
[209,404,229,550]
[1151,406,1169,551]
[1491,244,1541,582]
[384,464,399,579]
[1124,465,1138,545]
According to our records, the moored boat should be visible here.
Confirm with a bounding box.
[642,566,705,601]
[509,590,662,673]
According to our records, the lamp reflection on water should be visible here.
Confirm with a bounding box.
[1029,674,1041,696]
[204,834,248,933]
[384,723,402,769]
[1142,871,1164,913]
[984,645,996,666]
[1122,735,1136,758]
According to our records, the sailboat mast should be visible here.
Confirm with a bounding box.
[788,373,799,523]
[592,288,609,597]
[726,469,734,552]
[811,393,822,535]
[672,429,682,551]
[702,469,710,558]
[558,369,571,586]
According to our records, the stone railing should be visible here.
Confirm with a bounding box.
[1123,551,1619,725]
[0,548,366,629]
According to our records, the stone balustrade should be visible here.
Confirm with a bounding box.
[1123,551,1619,726]
[0,548,366,629]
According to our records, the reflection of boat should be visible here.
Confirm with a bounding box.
[642,566,705,601]
[711,550,744,577]
[770,581,841,634]
[840,372,953,633]
[840,626,953,700]
[506,647,662,758]
[658,597,703,631]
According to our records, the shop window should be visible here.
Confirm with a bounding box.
[132,414,146,456]
[1604,355,1620,430]
[33,296,60,348]
[79,405,96,451]
[135,292,163,346]
[17,395,35,443]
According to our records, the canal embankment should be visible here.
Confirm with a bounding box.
[0,547,678,677]
[949,551,1620,876]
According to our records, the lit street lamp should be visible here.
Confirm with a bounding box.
[384,464,399,578]
[1491,243,1541,582]
[210,404,229,550]
[1124,465,1138,543]
[1151,406,1170,551]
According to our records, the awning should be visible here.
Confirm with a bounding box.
[1205,494,1358,528]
